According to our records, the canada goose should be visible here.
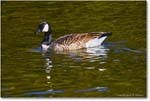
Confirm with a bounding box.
[35,22,112,51]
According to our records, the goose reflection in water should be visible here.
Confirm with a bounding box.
[27,45,110,96]
[42,52,56,96]
[41,45,109,73]
[54,45,109,63]
[42,44,109,71]
[41,45,109,77]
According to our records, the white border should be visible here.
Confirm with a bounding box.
[0,0,147,1]
[147,0,150,100]
[0,0,149,101]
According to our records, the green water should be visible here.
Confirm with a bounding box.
[1,1,146,97]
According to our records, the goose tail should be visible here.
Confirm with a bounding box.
[86,32,112,48]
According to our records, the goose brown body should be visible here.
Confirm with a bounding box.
[52,32,107,51]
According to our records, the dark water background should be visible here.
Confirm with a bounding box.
[1,1,146,97]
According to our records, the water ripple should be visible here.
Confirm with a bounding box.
[121,48,145,53]
[75,87,108,93]
[24,89,64,95]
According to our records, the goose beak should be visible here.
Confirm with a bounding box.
[35,29,41,35]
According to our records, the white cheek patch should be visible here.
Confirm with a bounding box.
[42,24,49,32]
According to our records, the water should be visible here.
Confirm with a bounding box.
[1,1,146,97]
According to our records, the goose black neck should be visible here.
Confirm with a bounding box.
[42,31,52,45]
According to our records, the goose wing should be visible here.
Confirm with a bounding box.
[54,32,103,45]
[53,32,105,51]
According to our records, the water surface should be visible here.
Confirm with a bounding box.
[1,1,146,97]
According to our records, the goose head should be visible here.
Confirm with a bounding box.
[35,22,52,51]
[35,22,51,34]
